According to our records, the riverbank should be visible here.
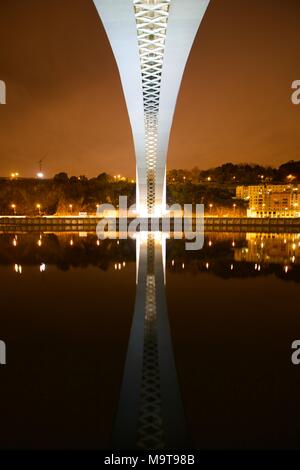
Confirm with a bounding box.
[1,216,300,233]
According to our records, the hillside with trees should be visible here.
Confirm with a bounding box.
[0,161,299,216]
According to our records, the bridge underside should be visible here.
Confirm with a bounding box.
[93,0,210,216]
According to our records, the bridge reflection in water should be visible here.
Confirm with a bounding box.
[1,230,300,448]
[113,232,186,449]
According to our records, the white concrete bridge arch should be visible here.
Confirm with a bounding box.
[93,0,210,216]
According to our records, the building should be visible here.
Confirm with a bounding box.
[236,184,300,218]
[93,0,210,216]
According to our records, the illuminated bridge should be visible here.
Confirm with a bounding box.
[92,0,210,449]
[93,0,210,217]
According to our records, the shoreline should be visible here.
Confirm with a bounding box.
[1,216,300,233]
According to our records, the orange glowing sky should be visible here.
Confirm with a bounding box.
[0,0,300,177]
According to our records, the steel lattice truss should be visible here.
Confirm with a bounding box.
[137,235,164,449]
[133,0,171,214]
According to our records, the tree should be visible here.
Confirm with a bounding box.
[54,172,69,184]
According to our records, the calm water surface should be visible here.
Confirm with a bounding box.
[0,231,300,449]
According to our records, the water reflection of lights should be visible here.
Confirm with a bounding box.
[235,233,300,266]
[14,264,22,274]
[40,263,46,272]
[115,262,126,271]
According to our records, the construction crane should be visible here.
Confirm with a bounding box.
[36,154,47,179]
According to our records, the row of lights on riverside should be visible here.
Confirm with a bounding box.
[10,202,242,217]
[10,203,42,215]
[10,203,110,215]
[14,263,46,275]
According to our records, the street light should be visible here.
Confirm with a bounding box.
[69,204,73,214]
[209,203,213,215]
[287,174,295,181]
[233,203,237,215]
[36,203,41,216]
[11,203,16,215]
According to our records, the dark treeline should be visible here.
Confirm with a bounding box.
[167,160,300,185]
[0,160,299,215]
[0,172,135,216]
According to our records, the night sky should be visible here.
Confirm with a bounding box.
[0,0,299,177]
